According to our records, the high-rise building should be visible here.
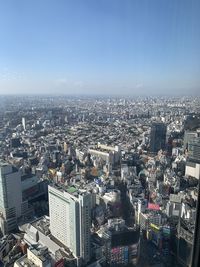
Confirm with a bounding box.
[183,130,199,150]
[188,137,200,164]
[48,184,92,264]
[22,117,26,131]
[99,219,140,266]
[177,218,194,267]
[0,161,22,234]
[150,122,167,153]
[185,137,200,179]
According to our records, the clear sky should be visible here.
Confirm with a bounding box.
[0,0,200,95]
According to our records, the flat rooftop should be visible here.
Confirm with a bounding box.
[32,216,50,235]
[50,183,88,197]
[28,216,75,260]
[0,160,9,167]
[66,186,78,194]
[15,255,37,267]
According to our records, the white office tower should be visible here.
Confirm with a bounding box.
[48,184,91,265]
[22,117,26,131]
[0,161,22,234]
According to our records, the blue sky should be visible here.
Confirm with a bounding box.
[0,0,200,95]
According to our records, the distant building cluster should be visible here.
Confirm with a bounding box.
[0,95,200,267]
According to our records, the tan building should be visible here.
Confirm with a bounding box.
[14,247,51,267]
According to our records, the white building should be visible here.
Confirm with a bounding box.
[48,184,92,264]
[185,161,200,180]
[88,143,121,172]
[19,216,76,266]
[22,117,26,131]
[14,246,51,267]
[166,194,182,217]
[0,161,22,234]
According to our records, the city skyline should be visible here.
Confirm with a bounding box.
[0,0,200,95]
[1,95,200,266]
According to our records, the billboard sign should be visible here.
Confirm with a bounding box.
[148,203,160,210]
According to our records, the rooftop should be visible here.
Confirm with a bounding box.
[50,183,88,198]
[15,255,37,267]
[24,216,75,260]
[0,160,9,167]
[15,246,51,267]
[66,186,78,194]
[32,216,50,236]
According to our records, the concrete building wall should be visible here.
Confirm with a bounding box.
[0,162,22,234]
[49,186,70,247]
[48,185,91,263]
[185,162,200,179]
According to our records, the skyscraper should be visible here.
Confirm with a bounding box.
[188,137,200,164]
[150,122,167,153]
[185,137,200,180]
[183,130,199,150]
[0,161,22,234]
[22,117,26,131]
[48,184,92,264]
